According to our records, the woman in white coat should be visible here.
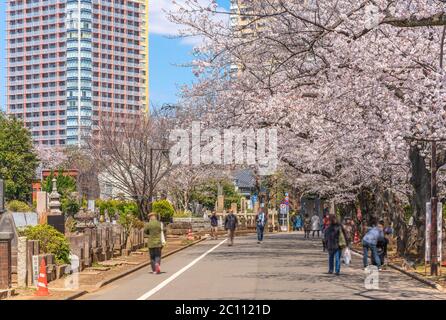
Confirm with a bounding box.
[311,213,321,238]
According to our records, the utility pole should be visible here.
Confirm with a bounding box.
[431,141,439,276]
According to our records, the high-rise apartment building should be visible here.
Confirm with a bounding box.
[230,1,267,36]
[6,0,149,146]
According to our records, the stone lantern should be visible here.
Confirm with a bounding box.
[74,208,96,233]
[48,178,62,216]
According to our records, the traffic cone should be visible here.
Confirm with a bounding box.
[35,258,50,297]
[187,229,194,241]
[354,231,360,244]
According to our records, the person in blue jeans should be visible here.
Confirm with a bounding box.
[362,219,385,270]
[255,209,268,244]
[324,215,346,275]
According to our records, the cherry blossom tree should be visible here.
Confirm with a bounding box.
[168,0,446,255]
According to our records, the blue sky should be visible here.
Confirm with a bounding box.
[0,0,229,111]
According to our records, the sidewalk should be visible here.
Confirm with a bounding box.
[7,236,207,300]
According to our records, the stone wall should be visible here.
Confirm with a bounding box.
[66,224,144,271]
[0,236,12,289]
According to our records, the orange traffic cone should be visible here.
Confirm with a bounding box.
[354,231,360,244]
[187,229,194,241]
[35,258,50,296]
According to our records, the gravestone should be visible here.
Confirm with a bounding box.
[217,195,224,212]
[47,215,65,234]
[231,203,238,214]
[36,191,48,215]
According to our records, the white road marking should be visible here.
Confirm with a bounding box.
[136,239,227,300]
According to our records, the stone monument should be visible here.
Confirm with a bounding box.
[36,191,48,215]
[74,208,96,233]
[48,178,62,216]
[217,183,224,212]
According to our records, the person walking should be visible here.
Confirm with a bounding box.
[255,208,268,244]
[303,214,311,238]
[224,209,238,246]
[311,213,321,238]
[324,215,347,275]
[144,212,165,274]
[291,214,297,231]
[295,213,303,231]
[341,217,354,266]
[362,219,385,270]
[210,211,219,240]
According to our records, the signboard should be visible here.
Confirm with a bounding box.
[425,202,443,263]
[425,202,431,263]
[279,203,289,232]
[32,255,40,286]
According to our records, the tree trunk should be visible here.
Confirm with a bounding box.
[409,146,430,258]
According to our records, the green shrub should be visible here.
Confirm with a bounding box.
[22,224,70,265]
[173,211,191,218]
[43,170,76,198]
[7,200,32,212]
[152,200,174,222]
[61,197,80,217]
[95,199,139,217]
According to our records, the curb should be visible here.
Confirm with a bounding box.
[351,248,445,292]
[63,290,88,301]
[66,237,208,300]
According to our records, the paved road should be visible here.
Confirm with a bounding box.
[80,232,446,300]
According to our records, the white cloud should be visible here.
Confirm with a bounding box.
[150,0,228,46]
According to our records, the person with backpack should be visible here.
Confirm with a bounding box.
[372,221,392,268]
[324,215,347,275]
[224,209,238,246]
[255,208,268,244]
[210,211,219,240]
[362,218,385,270]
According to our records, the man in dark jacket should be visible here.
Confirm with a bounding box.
[224,210,238,246]
[324,215,346,275]
[210,211,219,240]
[255,208,268,244]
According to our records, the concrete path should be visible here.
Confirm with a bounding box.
[79,232,446,300]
